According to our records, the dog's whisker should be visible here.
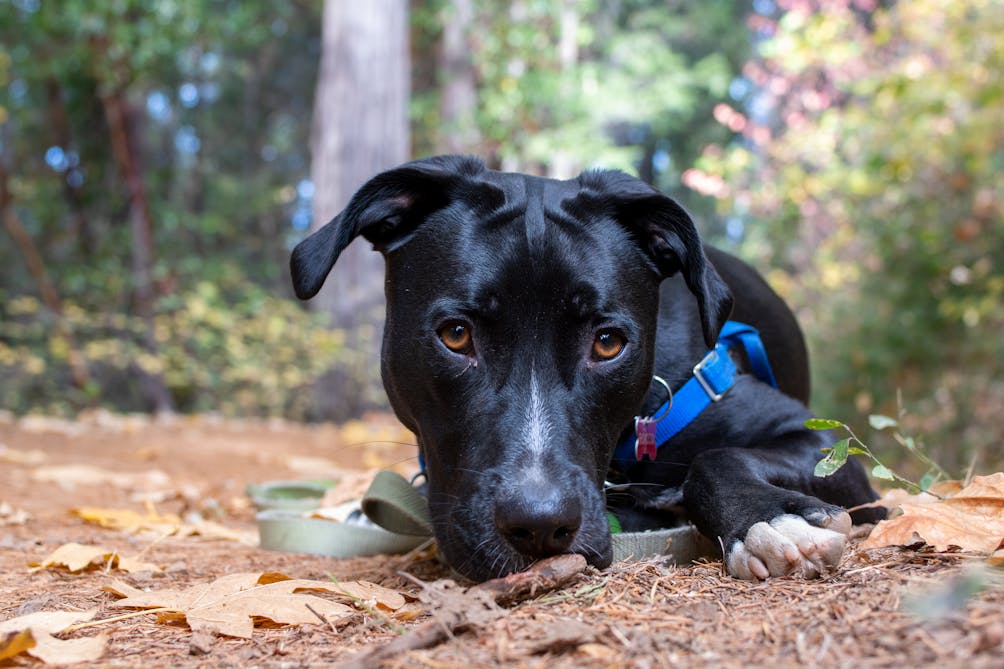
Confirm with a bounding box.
[488,550,505,577]
[340,440,420,449]
[472,535,496,555]
[604,481,666,490]
[452,467,488,476]
[454,359,477,378]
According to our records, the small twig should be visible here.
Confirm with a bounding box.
[964,448,981,488]
[133,525,173,561]
[392,537,436,567]
[339,554,587,669]
[843,561,909,575]
[536,580,606,605]
[63,607,176,633]
[471,553,586,606]
[305,602,339,634]
[326,575,406,635]
[717,536,727,576]
[395,571,428,590]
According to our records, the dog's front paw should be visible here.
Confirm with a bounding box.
[725,512,851,580]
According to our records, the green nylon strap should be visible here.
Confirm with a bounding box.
[360,470,434,536]
[358,470,716,565]
[251,476,427,557]
[253,471,715,563]
[256,509,427,557]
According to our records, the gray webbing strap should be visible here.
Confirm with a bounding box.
[255,471,715,564]
[359,471,715,564]
[360,470,434,536]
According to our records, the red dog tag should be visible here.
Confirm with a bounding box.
[634,417,658,461]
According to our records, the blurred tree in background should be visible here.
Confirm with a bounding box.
[693,0,1004,471]
[307,0,410,421]
[2,0,747,418]
[1,0,1001,470]
[414,0,750,224]
[0,0,339,416]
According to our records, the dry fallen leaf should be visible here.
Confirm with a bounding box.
[115,554,163,573]
[857,479,965,512]
[863,473,1004,554]
[0,501,31,526]
[33,464,171,490]
[22,632,108,666]
[17,415,88,437]
[179,519,258,545]
[0,444,48,466]
[30,542,108,573]
[104,571,406,639]
[28,542,161,573]
[0,609,106,664]
[70,506,256,545]
[72,505,182,533]
[0,629,36,661]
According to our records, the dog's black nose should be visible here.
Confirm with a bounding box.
[495,489,581,558]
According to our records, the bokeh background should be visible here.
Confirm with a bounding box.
[1,0,1001,474]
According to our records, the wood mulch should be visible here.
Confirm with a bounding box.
[1,413,1001,667]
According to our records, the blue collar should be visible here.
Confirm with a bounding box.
[612,320,778,463]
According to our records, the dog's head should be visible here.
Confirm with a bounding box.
[291,155,731,580]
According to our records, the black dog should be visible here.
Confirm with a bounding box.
[290,155,882,582]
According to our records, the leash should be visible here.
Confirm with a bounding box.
[358,470,715,564]
[259,468,714,562]
[255,320,774,564]
[613,320,777,463]
[255,470,714,563]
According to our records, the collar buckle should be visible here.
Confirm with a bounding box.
[693,347,730,402]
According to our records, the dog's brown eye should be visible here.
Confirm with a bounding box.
[439,322,473,354]
[592,330,626,361]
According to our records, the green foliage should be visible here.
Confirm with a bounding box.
[808,414,952,494]
[0,1,324,417]
[1,0,753,419]
[0,280,342,418]
[0,1,319,296]
[698,0,1004,468]
[7,0,995,451]
[420,0,750,221]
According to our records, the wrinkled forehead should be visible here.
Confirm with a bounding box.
[397,172,647,312]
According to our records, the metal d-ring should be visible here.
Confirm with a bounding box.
[647,375,673,422]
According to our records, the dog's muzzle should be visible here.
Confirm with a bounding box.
[493,481,582,558]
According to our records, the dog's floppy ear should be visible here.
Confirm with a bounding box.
[290,155,493,300]
[575,171,733,347]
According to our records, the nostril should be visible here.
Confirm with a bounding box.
[509,527,532,542]
[495,494,581,558]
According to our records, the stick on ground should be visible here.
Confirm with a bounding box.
[339,554,587,669]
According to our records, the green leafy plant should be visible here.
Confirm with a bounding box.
[0,281,343,419]
[696,0,1004,469]
[807,414,952,495]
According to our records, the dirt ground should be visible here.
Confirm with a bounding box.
[1,411,1002,668]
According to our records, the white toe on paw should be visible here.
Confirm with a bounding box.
[725,513,850,581]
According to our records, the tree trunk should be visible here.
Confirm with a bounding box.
[309,0,410,420]
[45,78,93,257]
[548,0,579,179]
[102,91,174,414]
[438,0,480,154]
